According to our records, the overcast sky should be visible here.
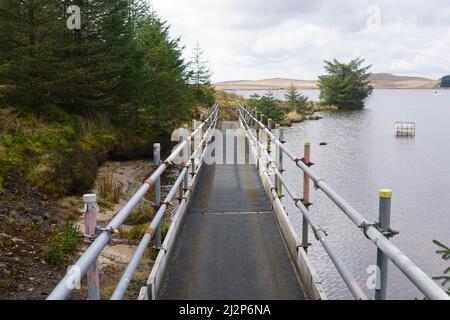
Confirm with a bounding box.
[151,0,450,82]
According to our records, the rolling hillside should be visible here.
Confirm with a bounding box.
[215,73,439,90]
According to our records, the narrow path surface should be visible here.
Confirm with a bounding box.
[158,122,304,300]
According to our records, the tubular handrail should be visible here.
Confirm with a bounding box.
[238,110,368,300]
[47,105,219,300]
[111,112,219,300]
[239,105,449,300]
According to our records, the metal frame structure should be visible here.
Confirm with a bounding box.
[47,105,219,300]
[239,105,449,300]
[395,121,416,137]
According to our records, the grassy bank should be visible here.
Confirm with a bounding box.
[215,89,337,126]
[0,105,162,197]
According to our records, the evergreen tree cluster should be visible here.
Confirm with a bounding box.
[0,0,198,136]
[248,91,284,124]
[318,58,373,109]
[0,1,215,196]
[439,75,450,88]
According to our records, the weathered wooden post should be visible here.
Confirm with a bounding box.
[153,143,161,250]
[83,193,100,300]
[302,142,312,253]
[375,189,392,300]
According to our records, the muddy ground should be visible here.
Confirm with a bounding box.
[0,160,178,300]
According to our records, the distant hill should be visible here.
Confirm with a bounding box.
[215,73,439,90]
[368,73,432,82]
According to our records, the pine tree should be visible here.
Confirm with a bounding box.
[284,84,308,113]
[189,43,215,106]
[318,58,373,109]
[129,12,194,135]
[0,1,195,135]
[255,91,284,124]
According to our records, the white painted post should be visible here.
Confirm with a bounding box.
[83,193,100,300]
[153,144,161,250]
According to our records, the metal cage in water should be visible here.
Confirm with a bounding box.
[395,122,416,137]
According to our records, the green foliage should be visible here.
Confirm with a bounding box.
[125,205,153,225]
[440,76,450,88]
[433,240,450,295]
[189,43,215,106]
[285,84,309,113]
[250,92,284,124]
[45,221,81,265]
[318,58,373,109]
[0,2,200,196]
[122,224,147,240]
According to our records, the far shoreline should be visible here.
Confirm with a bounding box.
[220,87,448,91]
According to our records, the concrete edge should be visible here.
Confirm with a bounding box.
[259,168,328,300]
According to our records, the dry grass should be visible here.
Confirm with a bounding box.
[313,103,339,112]
[286,111,305,123]
[215,90,246,120]
[125,205,154,226]
[0,107,22,133]
[98,168,120,204]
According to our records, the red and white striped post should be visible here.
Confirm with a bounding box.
[83,193,100,300]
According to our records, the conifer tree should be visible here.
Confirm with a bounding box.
[284,84,308,113]
[318,58,373,109]
[189,43,215,106]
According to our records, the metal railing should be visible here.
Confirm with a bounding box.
[238,104,449,300]
[47,105,219,300]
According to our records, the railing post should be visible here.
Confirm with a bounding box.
[375,189,392,300]
[182,124,191,185]
[153,143,161,250]
[275,124,283,201]
[302,142,311,253]
[181,136,189,194]
[191,121,196,180]
[83,193,100,300]
[267,119,273,170]
[178,164,185,204]
[256,114,261,171]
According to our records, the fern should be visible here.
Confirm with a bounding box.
[433,240,450,295]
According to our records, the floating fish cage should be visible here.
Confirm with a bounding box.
[395,122,416,137]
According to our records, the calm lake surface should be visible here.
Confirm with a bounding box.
[230,89,450,299]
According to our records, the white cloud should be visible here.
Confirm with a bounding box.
[151,0,450,81]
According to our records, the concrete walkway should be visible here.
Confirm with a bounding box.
[158,122,304,300]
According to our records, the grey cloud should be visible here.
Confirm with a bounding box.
[152,0,450,81]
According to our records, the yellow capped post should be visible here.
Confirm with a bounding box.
[379,189,393,199]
